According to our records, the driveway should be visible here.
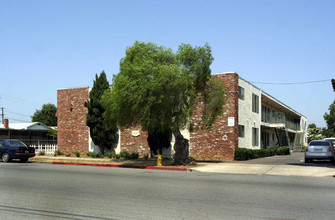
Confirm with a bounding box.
[193,152,335,177]
[238,152,305,165]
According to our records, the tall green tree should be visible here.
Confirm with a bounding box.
[308,123,316,129]
[323,100,335,137]
[101,41,225,164]
[324,100,335,131]
[85,71,117,154]
[31,103,57,126]
[321,127,335,138]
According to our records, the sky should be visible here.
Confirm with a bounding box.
[0,0,334,127]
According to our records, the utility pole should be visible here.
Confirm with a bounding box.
[1,107,4,124]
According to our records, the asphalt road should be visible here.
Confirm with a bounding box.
[0,162,334,220]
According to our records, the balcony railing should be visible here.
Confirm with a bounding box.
[285,120,301,131]
[261,111,300,131]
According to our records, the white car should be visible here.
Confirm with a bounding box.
[305,140,334,163]
[324,138,335,147]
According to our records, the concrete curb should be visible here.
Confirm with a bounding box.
[52,161,188,171]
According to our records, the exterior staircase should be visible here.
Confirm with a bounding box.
[275,127,289,146]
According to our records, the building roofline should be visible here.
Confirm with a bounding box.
[260,90,306,118]
[57,86,90,91]
[238,75,262,92]
[0,122,51,130]
[27,122,51,130]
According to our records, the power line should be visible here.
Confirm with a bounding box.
[7,117,31,123]
[6,110,31,118]
[249,79,331,85]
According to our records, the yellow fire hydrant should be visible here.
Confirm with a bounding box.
[157,154,162,166]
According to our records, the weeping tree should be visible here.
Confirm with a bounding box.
[85,71,118,155]
[101,41,225,164]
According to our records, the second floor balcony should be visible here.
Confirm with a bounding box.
[261,111,301,131]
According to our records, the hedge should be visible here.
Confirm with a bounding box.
[234,146,290,161]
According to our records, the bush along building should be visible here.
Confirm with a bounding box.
[56,72,307,160]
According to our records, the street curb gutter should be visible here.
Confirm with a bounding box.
[52,162,188,171]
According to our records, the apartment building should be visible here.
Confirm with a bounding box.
[56,72,307,160]
[238,76,307,151]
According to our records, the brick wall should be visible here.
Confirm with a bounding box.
[56,87,90,154]
[56,73,239,160]
[189,73,239,160]
[120,126,151,157]
[119,73,239,160]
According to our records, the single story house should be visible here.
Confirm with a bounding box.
[0,119,56,146]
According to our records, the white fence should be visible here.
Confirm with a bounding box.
[31,144,58,155]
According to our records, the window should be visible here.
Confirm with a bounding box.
[252,127,259,146]
[8,140,26,147]
[252,93,259,113]
[310,140,331,146]
[239,125,245,138]
[238,86,245,100]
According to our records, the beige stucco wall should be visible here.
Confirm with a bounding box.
[300,116,308,146]
[238,78,262,149]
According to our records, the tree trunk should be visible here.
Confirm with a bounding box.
[99,145,105,156]
[172,130,190,165]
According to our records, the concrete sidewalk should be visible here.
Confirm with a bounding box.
[193,152,335,178]
[192,163,335,177]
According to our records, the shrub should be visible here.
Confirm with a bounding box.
[234,146,290,161]
[107,152,115,159]
[234,148,255,161]
[189,156,196,162]
[39,151,45,156]
[54,150,64,156]
[96,153,104,158]
[143,154,149,160]
[129,152,139,159]
[275,146,291,155]
[86,152,97,158]
[120,151,130,159]
[75,152,80,157]
[115,154,121,159]
[301,145,306,152]
[86,152,104,158]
